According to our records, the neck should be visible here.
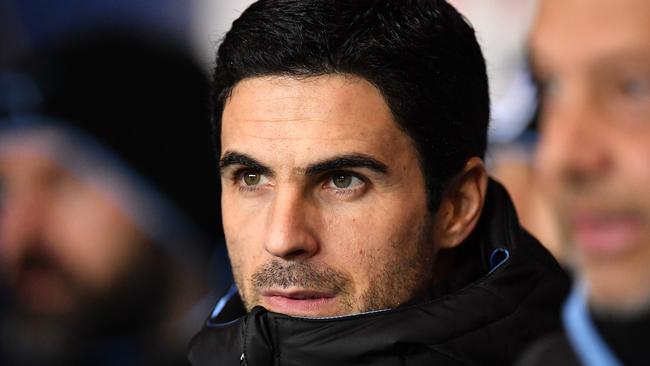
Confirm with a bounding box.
[590,305,650,366]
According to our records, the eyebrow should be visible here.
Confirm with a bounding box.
[219,151,388,177]
[219,152,273,176]
[304,154,388,176]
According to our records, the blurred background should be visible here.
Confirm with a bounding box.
[0,0,558,365]
[0,1,233,365]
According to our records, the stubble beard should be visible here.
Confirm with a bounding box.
[234,217,436,316]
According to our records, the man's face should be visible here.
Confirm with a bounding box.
[531,0,650,311]
[220,74,438,317]
[0,147,149,318]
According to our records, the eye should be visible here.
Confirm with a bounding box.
[332,173,353,188]
[234,169,269,191]
[325,172,365,191]
[243,172,262,186]
[621,77,650,98]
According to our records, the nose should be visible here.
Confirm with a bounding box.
[264,187,319,260]
[538,91,611,186]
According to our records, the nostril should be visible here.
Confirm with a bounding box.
[560,149,611,189]
[267,233,322,261]
[279,248,312,261]
[265,235,317,259]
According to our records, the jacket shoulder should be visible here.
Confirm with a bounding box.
[516,332,581,366]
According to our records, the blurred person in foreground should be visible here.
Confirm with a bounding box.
[188,1,570,365]
[0,34,228,366]
[520,0,650,365]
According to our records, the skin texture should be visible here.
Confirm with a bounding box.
[0,149,149,317]
[530,0,650,312]
[219,74,487,317]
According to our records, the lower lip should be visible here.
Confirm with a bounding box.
[573,217,642,257]
[263,295,336,316]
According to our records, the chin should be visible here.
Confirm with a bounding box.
[587,273,650,318]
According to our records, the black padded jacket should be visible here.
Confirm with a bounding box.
[188,180,570,366]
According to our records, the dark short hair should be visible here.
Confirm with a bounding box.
[212,0,489,211]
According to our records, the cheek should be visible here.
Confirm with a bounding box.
[535,131,562,188]
[46,190,146,292]
[622,136,650,188]
[0,211,22,271]
[319,200,426,288]
[321,206,384,254]
[222,197,267,285]
[620,140,650,234]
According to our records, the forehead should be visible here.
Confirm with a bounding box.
[220,74,415,166]
[531,0,650,65]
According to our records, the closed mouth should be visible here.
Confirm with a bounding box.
[260,289,339,316]
[262,289,336,300]
[569,210,644,257]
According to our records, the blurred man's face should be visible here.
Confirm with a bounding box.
[531,0,650,311]
[220,75,439,317]
[0,147,149,317]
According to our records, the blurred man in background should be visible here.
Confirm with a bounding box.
[0,34,229,365]
[521,0,650,364]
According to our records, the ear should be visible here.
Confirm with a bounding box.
[433,157,488,250]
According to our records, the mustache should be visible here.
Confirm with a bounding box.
[13,244,75,289]
[251,260,350,294]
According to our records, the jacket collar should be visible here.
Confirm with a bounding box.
[563,282,622,366]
